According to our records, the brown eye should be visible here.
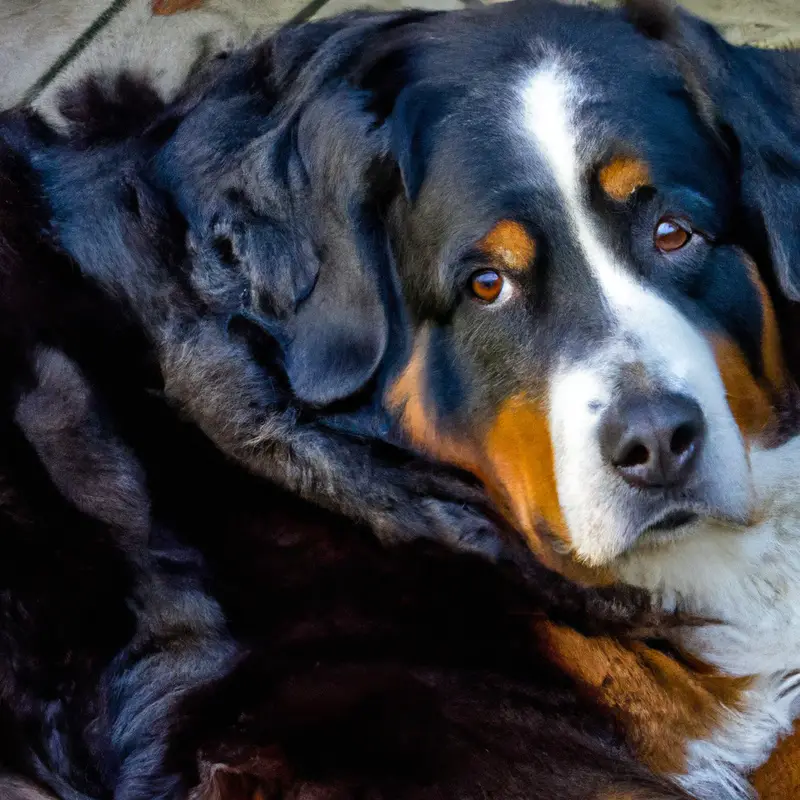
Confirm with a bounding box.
[654,218,691,253]
[470,269,504,303]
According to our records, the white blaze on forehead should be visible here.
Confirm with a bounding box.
[521,64,624,304]
[520,65,705,373]
[517,61,752,565]
[520,62,700,351]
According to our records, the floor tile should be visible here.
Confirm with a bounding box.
[31,0,304,122]
[0,0,110,108]
[314,0,462,19]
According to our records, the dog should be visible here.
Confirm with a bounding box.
[0,48,693,800]
[345,2,800,796]
[4,1,800,798]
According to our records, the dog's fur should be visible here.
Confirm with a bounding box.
[0,36,694,800]
[5,2,800,798]
[0,259,687,799]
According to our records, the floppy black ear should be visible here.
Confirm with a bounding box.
[277,82,393,408]
[285,238,389,408]
[353,13,453,203]
[624,0,800,300]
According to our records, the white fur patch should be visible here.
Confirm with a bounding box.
[614,437,800,796]
[518,62,752,565]
[519,61,799,798]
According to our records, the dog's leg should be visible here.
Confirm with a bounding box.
[159,318,509,561]
[13,346,240,800]
[14,346,151,555]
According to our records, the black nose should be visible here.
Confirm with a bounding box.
[599,392,705,489]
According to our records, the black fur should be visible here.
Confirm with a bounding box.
[0,12,696,799]
[26,21,512,561]
[16,1,800,796]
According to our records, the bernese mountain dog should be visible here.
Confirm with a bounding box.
[2,1,800,798]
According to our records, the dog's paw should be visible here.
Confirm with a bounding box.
[367,471,510,562]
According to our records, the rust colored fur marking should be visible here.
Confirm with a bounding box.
[535,622,750,776]
[711,255,788,444]
[751,720,800,799]
[745,256,786,392]
[481,397,613,583]
[598,156,651,202]
[478,220,536,271]
[482,395,565,546]
[389,348,563,547]
[386,329,481,474]
[712,335,778,443]
[390,346,581,567]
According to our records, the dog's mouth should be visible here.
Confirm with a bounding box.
[629,501,747,554]
[636,508,700,547]
[607,493,714,556]
[644,509,698,535]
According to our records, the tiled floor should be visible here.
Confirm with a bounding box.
[2,0,799,118]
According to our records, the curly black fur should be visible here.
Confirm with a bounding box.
[0,8,699,800]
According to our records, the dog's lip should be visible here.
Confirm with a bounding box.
[639,508,699,538]
[627,501,749,553]
[623,501,708,552]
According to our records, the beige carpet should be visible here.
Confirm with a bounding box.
[1,0,799,119]
[679,0,800,48]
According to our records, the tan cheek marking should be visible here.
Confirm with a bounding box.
[478,220,536,271]
[481,395,565,546]
[598,156,650,202]
[713,334,778,442]
[744,256,786,393]
[535,622,750,776]
[752,719,800,799]
[386,329,481,474]
[479,397,611,584]
[390,361,611,581]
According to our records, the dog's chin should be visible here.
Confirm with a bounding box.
[619,500,755,558]
[568,486,756,567]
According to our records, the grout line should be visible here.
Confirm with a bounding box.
[288,0,484,26]
[22,0,132,106]
[287,0,334,24]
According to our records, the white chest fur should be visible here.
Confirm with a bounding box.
[614,439,800,798]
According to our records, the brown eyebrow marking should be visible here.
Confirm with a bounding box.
[478,220,537,271]
[598,155,651,201]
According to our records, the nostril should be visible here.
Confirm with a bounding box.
[617,442,650,469]
[670,423,696,457]
[599,391,706,490]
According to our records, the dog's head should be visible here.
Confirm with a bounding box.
[152,2,800,570]
[341,1,800,569]
[43,4,800,574]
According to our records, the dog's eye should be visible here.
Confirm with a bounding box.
[654,218,691,253]
[470,270,504,303]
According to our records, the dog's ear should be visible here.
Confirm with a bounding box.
[278,87,393,408]
[285,237,389,408]
[623,0,800,300]
[354,14,454,203]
